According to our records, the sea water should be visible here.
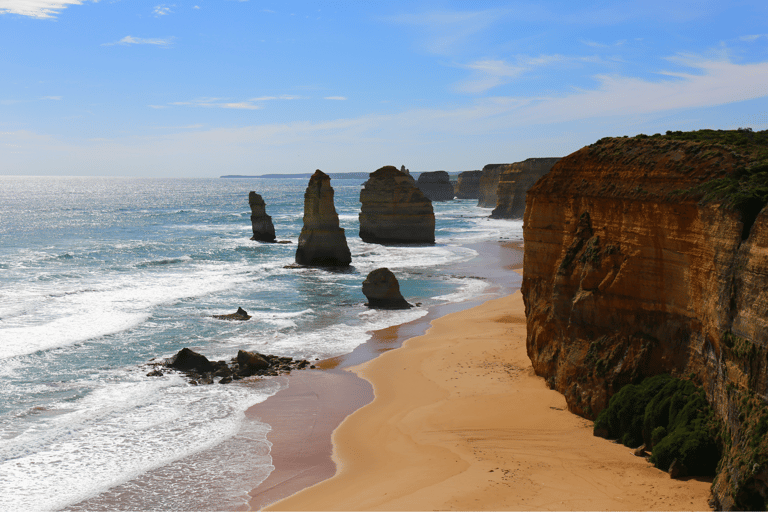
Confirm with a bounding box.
[0,176,522,511]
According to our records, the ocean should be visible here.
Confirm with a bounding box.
[0,175,522,511]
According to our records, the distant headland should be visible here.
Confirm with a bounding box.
[221,172,373,180]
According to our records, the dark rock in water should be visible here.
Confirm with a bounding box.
[295,170,352,267]
[146,369,164,377]
[237,350,270,373]
[219,376,233,385]
[168,348,214,373]
[455,170,482,199]
[359,166,435,244]
[362,268,413,309]
[417,171,454,201]
[669,459,688,479]
[249,192,277,242]
[213,307,251,321]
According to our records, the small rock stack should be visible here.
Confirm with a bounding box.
[416,171,454,201]
[249,192,277,242]
[362,268,412,309]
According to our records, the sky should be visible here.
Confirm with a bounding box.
[1,0,767,177]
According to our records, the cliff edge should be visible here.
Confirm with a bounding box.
[521,130,768,509]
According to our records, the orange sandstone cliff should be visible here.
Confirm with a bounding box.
[521,130,768,509]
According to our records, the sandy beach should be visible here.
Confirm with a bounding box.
[266,275,712,510]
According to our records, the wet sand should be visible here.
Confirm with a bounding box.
[265,272,712,510]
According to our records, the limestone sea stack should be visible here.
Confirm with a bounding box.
[477,164,504,207]
[295,170,352,267]
[362,268,412,309]
[359,166,435,244]
[416,171,454,201]
[454,170,482,199]
[490,158,560,219]
[248,192,277,242]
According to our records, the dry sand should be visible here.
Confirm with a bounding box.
[267,283,711,510]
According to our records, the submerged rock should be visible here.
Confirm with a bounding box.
[359,166,435,244]
[362,268,413,309]
[295,170,352,267]
[213,307,251,321]
[416,171,454,201]
[249,192,277,242]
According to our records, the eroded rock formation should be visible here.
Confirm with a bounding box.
[249,192,277,242]
[490,158,560,219]
[362,268,412,309]
[521,130,768,509]
[455,170,482,199]
[295,170,352,267]
[416,171,454,201]
[477,164,504,207]
[359,166,435,244]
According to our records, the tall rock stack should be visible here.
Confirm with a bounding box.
[416,171,454,201]
[359,166,435,244]
[477,164,504,207]
[454,170,482,199]
[490,157,560,219]
[248,192,277,242]
[295,170,351,267]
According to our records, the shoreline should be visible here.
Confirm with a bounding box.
[264,274,712,510]
[246,241,524,510]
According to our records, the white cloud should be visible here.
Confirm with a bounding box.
[41,96,62,100]
[740,34,768,42]
[324,96,347,100]
[170,97,263,110]
[455,55,566,93]
[0,0,91,19]
[103,36,175,46]
[221,102,262,110]
[153,4,172,16]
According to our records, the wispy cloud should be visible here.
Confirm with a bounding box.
[153,4,173,16]
[455,55,567,93]
[0,0,92,19]
[324,96,347,100]
[103,36,175,47]
[170,97,263,110]
[41,96,62,100]
[741,34,768,42]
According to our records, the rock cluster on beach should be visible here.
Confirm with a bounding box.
[521,129,768,508]
[249,192,277,242]
[490,158,560,219]
[147,347,314,384]
[359,165,435,244]
[416,171,454,201]
[295,170,352,267]
[454,170,482,199]
[362,268,412,309]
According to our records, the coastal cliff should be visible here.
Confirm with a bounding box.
[521,130,768,509]
[477,164,504,207]
[359,166,435,244]
[490,158,560,219]
[416,171,454,201]
[455,170,482,199]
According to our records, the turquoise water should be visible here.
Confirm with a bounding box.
[0,176,522,510]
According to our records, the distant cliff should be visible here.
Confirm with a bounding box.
[490,158,560,219]
[521,130,768,509]
[477,164,504,208]
[417,171,454,201]
[455,170,482,199]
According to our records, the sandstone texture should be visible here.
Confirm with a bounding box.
[249,192,277,242]
[416,171,454,201]
[521,130,768,509]
[295,170,352,267]
[359,166,435,244]
[490,158,560,219]
[362,268,412,309]
[454,170,482,199]
[477,164,504,207]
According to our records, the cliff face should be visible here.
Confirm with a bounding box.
[454,170,482,199]
[248,192,277,242]
[359,166,435,244]
[416,171,454,201]
[295,170,351,266]
[521,131,768,509]
[490,158,560,219]
[477,164,504,207]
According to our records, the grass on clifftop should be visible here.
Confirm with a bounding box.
[594,374,721,476]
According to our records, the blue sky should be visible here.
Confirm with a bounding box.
[1,0,767,177]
